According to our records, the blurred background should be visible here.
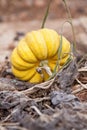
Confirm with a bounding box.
[0,0,87,21]
[0,0,87,61]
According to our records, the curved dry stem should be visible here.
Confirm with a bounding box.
[62,0,76,54]
[21,78,54,95]
[41,0,52,28]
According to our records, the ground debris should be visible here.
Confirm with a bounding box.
[55,60,78,91]
[0,54,87,130]
[0,91,29,109]
[50,91,79,107]
[0,78,34,91]
[0,0,87,129]
[1,102,87,130]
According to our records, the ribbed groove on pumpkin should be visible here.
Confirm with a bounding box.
[11,48,35,70]
[12,66,37,81]
[40,29,60,58]
[17,39,38,63]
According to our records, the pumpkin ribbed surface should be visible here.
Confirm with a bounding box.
[11,28,71,83]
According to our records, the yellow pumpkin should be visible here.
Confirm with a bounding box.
[11,28,71,83]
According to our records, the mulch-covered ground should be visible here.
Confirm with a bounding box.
[0,0,87,130]
[0,52,87,130]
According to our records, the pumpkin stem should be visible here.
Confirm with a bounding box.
[36,66,52,76]
[43,66,52,76]
[36,64,52,82]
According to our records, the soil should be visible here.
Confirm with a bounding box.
[0,0,87,21]
[0,0,87,130]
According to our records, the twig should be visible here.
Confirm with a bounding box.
[78,54,87,66]
[72,79,87,94]
[0,123,20,130]
[0,123,19,126]
[34,96,50,103]
[72,85,84,94]
[78,66,87,72]
[1,114,12,123]
[30,106,53,123]
[30,106,43,116]
[76,78,87,89]
[4,126,27,130]
[44,104,55,112]
[1,109,20,123]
